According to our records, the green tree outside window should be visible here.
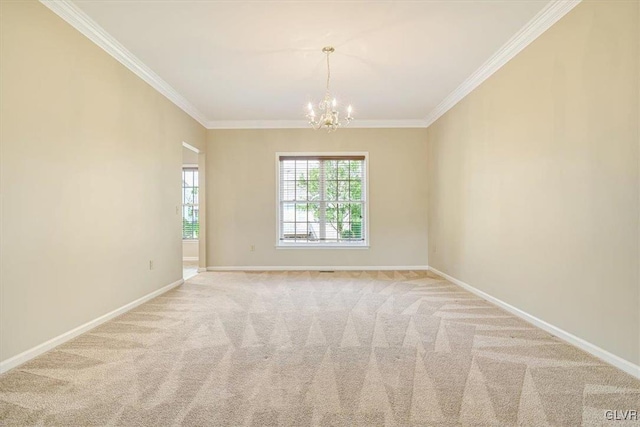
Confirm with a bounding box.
[297,160,363,240]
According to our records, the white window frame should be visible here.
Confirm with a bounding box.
[275,151,370,249]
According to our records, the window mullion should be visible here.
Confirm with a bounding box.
[294,162,298,243]
[319,160,326,240]
[336,162,340,242]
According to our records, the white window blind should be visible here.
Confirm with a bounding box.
[182,168,199,240]
[278,154,367,246]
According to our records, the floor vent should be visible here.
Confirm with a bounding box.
[319,270,335,273]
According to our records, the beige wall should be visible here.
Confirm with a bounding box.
[182,146,199,165]
[0,1,206,362]
[427,0,639,364]
[182,240,199,260]
[206,128,428,268]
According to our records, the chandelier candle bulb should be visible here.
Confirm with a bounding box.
[304,46,354,132]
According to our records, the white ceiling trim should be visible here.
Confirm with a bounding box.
[40,0,580,131]
[39,0,209,127]
[37,0,428,130]
[423,0,582,127]
[206,119,428,130]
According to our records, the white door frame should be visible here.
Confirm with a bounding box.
[182,141,206,272]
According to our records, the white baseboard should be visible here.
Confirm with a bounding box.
[197,267,207,273]
[183,271,198,280]
[206,265,429,272]
[0,278,184,374]
[427,266,640,380]
[182,257,198,261]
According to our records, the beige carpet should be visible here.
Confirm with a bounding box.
[1,270,638,426]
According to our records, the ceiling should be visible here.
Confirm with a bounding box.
[58,0,574,128]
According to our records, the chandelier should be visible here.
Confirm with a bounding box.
[306,46,353,131]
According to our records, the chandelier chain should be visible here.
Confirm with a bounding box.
[325,50,331,96]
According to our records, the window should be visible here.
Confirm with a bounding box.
[182,167,199,240]
[277,153,367,247]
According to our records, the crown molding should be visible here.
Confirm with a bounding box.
[39,0,209,127]
[423,0,582,128]
[39,0,422,131]
[206,119,428,130]
[41,0,580,131]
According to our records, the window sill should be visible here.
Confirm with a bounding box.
[276,244,369,250]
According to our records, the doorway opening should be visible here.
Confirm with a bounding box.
[182,143,200,279]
